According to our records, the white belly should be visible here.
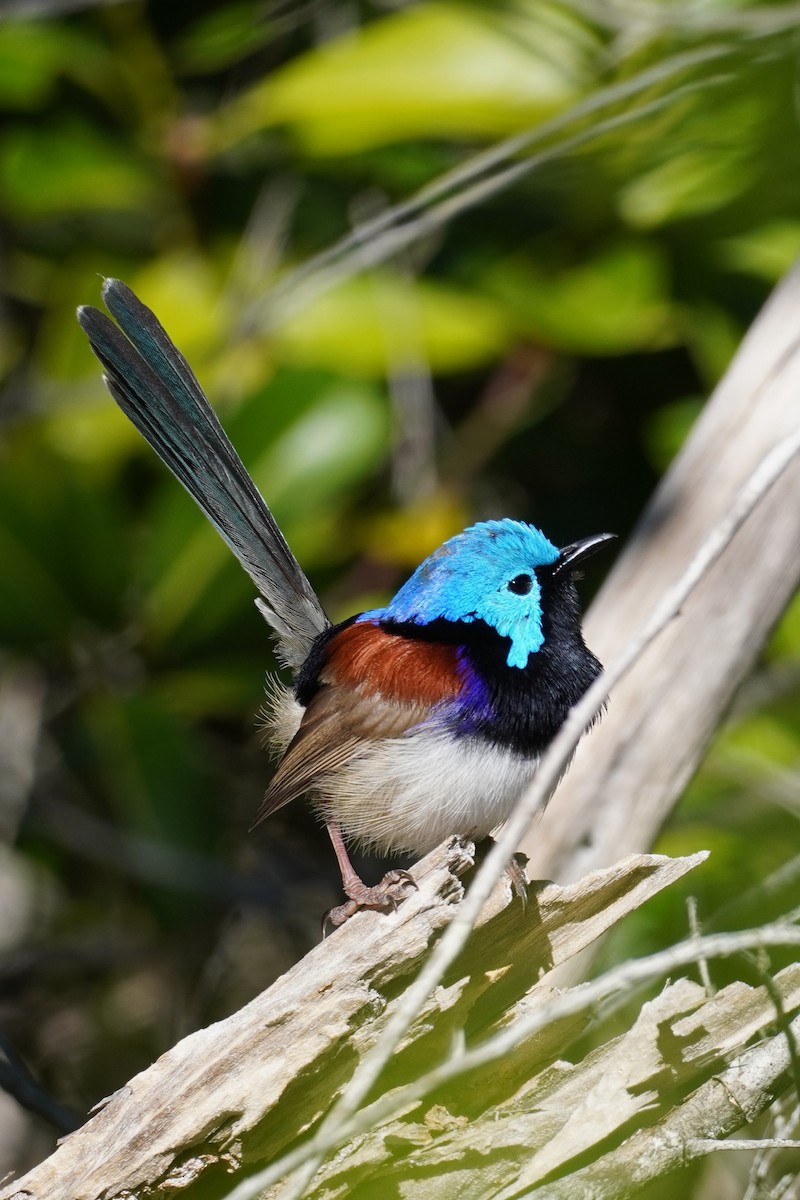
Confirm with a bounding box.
[314,728,539,857]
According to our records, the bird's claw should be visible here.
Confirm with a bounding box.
[323,869,418,933]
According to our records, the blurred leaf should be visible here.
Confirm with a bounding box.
[0,507,76,645]
[615,60,776,230]
[643,397,703,473]
[41,399,141,469]
[252,381,388,512]
[723,713,800,770]
[177,2,278,72]
[0,20,66,109]
[153,662,263,719]
[655,814,795,932]
[0,312,24,384]
[214,2,598,153]
[364,493,469,569]
[0,118,161,219]
[769,590,800,660]
[126,255,277,400]
[74,690,216,922]
[714,220,800,283]
[620,147,749,230]
[486,240,674,354]
[139,367,349,586]
[0,19,112,111]
[0,436,127,645]
[681,301,742,388]
[272,272,511,375]
[36,263,175,470]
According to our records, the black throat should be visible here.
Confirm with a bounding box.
[381,572,603,756]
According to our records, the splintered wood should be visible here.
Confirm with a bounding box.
[4,845,798,1200]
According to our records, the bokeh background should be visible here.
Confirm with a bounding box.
[1,0,799,1191]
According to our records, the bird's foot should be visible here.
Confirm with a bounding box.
[324,869,418,931]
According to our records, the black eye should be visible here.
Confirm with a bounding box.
[507,573,533,595]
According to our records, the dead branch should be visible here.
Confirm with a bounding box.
[527,1008,800,1200]
[525,258,800,882]
[282,970,800,1200]
[1,849,706,1200]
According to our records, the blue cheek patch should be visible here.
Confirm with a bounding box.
[483,593,546,668]
[504,618,544,667]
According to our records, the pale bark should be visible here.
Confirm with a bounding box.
[290,970,800,1200]
[1,849,707,1200]
[524,1008,800,1200]
[524,259,800,881]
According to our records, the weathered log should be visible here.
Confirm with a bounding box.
[1,849,706,1199]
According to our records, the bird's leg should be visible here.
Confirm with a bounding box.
[324,822,417,929]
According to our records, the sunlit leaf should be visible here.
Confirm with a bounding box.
[714,220,800,283]
[272,272,511,375]
[253,381,388,511]
[124,255,279,400]
[620,151,751,228]
[41,400,141,468]
[364,493,469,569]
[486,240,674,354]
[0,19,111,111]
[214,2,598,153]
[616,82,766,229]
[128,255,226,365]
[0,119,160,218]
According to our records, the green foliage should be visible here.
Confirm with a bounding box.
[0,1,799,1190]
[271,272,512,374]
[215,3,598,152]
[484,238,674,353]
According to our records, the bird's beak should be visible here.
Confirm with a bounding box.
[554,532,616,575]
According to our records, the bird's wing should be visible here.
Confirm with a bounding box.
[252,621,464,824]
[77,280,329,670]
[250,684,431,825]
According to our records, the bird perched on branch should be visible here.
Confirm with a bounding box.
[78,281,612,926]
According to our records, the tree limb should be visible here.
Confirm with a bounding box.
[524,258,800,881]
[0,849,706,1200]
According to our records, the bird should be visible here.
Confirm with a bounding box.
[77,280,613,926]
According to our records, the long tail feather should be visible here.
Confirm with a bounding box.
[77,279,329,669]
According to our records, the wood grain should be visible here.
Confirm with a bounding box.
[524,259,800,881]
